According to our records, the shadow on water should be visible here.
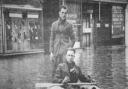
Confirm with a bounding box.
[82,46,127,89]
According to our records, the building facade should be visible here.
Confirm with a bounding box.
[0,1,53,89]
[54,0,128,48]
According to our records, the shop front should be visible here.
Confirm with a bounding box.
[0,4,44,55]
[63,0,127,47]
[0,1,54,89]
[92,1,126,46]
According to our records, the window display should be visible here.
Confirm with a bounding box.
[0,9,3,53]
[28,19,42,49]
[4,9,43,53]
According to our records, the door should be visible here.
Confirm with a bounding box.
[93,3,112,46]
[82,3,94,47]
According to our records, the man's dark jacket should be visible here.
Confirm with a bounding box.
[53,61,91,83]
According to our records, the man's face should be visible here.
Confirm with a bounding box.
[66,50,75,63]
[59,8,67,20]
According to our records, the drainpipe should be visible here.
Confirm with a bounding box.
[125,4,128,47]
[98,1,101,21]
[0,0,4,53]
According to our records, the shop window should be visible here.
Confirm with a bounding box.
[28,19,43,49]
[0,9,3,53]
[4,10,43,53]
[112,5,125,38]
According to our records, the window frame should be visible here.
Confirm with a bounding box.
[0,5,44,55]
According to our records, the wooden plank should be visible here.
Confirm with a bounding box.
[35,82,97,88]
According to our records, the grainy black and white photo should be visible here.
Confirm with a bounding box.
[0,0,127,89]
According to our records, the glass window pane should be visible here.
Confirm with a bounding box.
[5,10,43,53]
[28,19,43,49]
[0,8,3,53]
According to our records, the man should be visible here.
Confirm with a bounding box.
[53,48,92,84]
[50,5,75,77]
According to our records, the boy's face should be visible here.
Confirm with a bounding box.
[59,8,67,20]
[66,50,75,63]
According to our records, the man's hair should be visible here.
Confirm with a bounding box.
[67,47,75,53]
[59,5,68,11]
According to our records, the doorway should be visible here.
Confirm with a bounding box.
[93,3,112,46]
[82,3,94,47]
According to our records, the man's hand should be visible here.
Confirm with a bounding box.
[70,67,79,74]
[50,53,54,61]
[62,76,70,84]
[61,76,70,88]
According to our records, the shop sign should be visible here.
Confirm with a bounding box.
[27,14,39,18]
[83,28,92,33]
[87,10,93,14]
[67,19,76,25]
[9,13,22,18]
[96,23,101,28]
[105,23,109,28]
[67,14,77,19]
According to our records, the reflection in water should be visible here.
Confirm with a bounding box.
[82,46,127,89]
[93,46,113,89]
[125,47,128,89]
[112,46,126,89]
[0,46,128,89]
[81,47,94,76]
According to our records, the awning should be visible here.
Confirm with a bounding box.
[66,0,128,4]
[2,4,42,11]
[90,0,128,4]
[2,0,42,8]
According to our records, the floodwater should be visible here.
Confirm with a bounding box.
[0,45,128,89]
[81,46,127,89]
